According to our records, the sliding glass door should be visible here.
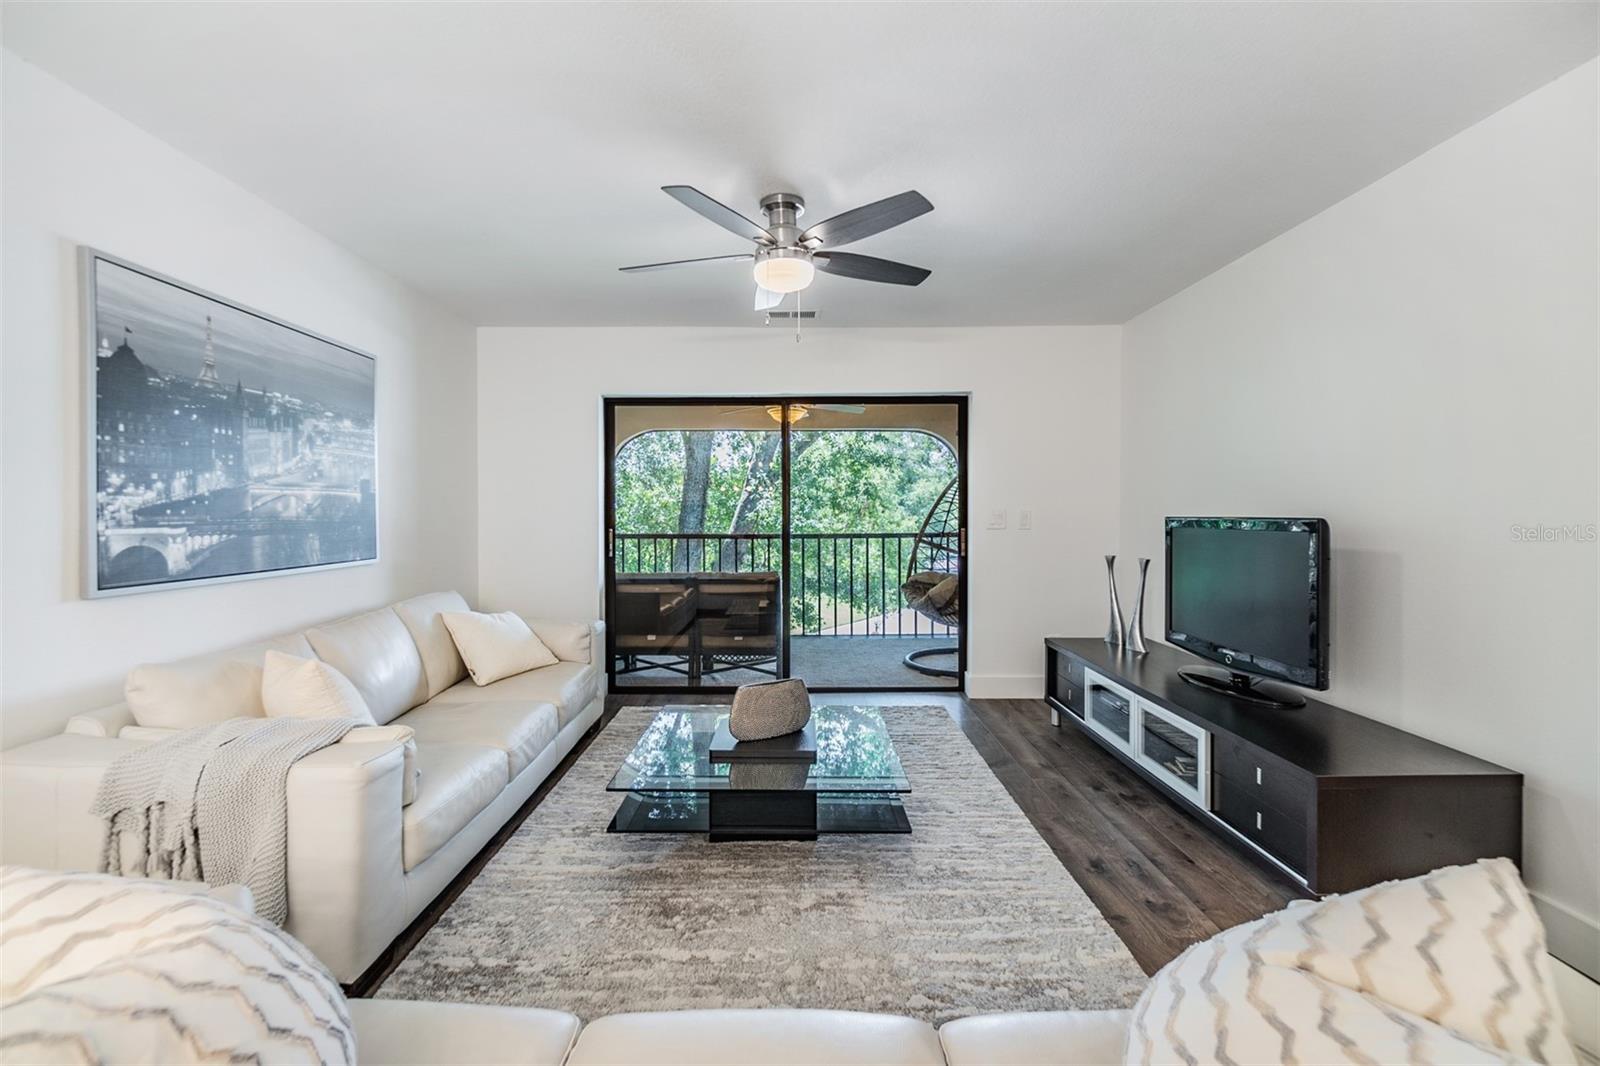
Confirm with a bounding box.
[604,397,966,693]
[785,400,963,689]
[607,402,785,689]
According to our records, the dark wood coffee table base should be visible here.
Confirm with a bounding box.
[708,790,816,841]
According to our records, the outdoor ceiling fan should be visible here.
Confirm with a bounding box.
[620,186,934,312]
[720,402,867,424]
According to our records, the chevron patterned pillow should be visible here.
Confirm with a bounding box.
[1125,858,1576,1065]
[0,867,354,1064]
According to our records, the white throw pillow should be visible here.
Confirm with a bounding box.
[1124,858,1576,1065]
[527,619,593,664]
[0,867,354,1064]
[441,610,559,686]
[261,650,376,724]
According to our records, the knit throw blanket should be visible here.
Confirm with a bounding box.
[90,717,356,925]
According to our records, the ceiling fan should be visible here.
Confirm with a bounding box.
[721,402,867,424]
[620,186,934,312]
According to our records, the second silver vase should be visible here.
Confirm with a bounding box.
[1126,557,1151,653]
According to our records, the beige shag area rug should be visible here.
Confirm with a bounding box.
[376,706,1147,1023]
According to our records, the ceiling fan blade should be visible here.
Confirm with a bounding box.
[799,191,932,248]
[619,253,755,273]
[754,285,784,311]
[813,251,931,286]
[812,403,866,413]
[662,186,773,245]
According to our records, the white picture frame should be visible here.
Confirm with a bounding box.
[81,248,379,598]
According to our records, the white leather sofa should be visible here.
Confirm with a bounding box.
[363,985,1600,1066]
[348,1002,1127,1065]
[0,591,604,984]
[360,979,1596,1064]
[347,1000,1128,1066]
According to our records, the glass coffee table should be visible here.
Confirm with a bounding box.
[606,705,912,841]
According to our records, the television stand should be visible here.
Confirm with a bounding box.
[1176,665,1306,708]
[1044,637,1521,894]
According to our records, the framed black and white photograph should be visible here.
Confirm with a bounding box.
[82,248,378,597]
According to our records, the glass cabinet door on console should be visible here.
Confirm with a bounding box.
[1135,700,1210,809]
[1081,671,1137,755]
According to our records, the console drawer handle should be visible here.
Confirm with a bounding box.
[1255,811,1263,831]
[1256,766,1262,785]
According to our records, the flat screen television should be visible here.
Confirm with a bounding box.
[1165,517,1329,708]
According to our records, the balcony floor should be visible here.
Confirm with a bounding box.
[612,634,959,690]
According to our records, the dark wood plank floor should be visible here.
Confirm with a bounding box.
[348,693,1305,995]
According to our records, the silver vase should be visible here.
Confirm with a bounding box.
[1126,557,1151,653]
[1104,555,1124,646]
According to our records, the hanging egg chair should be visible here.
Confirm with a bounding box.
[899,475,961,677]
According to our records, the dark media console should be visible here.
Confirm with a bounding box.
[1044,637,1521,894]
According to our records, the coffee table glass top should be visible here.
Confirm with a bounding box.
[606,705,910,793]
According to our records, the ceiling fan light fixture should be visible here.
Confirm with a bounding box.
[752,249,815,294]
[765,404,811,424]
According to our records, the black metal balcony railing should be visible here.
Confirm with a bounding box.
[614,532,956,638]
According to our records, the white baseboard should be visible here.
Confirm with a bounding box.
[1533,891,1600,984]
[964,673,1045,700]
[1552,954,1600,1065]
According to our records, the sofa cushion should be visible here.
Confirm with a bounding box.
[393,591,472,699]
[1126,858,1576,1066]
[262,650,376,724]
[567,1009,944,1066]
[347,999,580,1066]
[306,607,429,725]
[124,631,315,729]
[402,744,507,871]
[433,660,599,729]
[938,1010,1132,1066]
[397,700,559,780]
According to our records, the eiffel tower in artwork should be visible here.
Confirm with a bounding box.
[198,314,220,384]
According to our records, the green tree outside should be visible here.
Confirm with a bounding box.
[613,429,957,632]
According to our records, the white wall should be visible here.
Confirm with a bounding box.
[1120,61,1599,970]
[0,54,478,746]
[475,326,1121,696]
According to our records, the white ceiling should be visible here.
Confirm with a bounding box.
[5,2,1595,326]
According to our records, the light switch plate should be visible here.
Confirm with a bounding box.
[1018,509,1033,531]
[987,510,1007,530]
